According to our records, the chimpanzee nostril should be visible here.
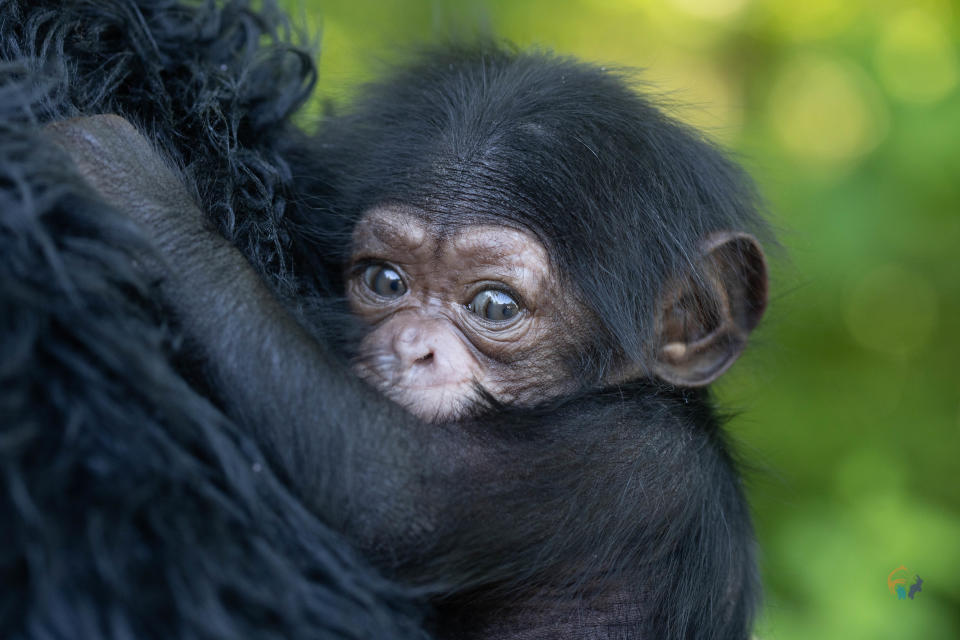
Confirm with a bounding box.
[415,352,434,364]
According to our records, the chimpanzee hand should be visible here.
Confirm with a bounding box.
[45,114,208,249]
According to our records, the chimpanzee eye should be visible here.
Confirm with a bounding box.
[468,289,520,323]
[362,264,407,298]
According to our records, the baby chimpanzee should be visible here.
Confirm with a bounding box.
[47,43,769,640]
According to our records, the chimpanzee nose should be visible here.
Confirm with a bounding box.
[383,317,476,387]
[394,325,436,368]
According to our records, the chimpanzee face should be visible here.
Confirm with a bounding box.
[347,205,585,420]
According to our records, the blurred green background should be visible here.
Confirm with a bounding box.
[286,0,960,637]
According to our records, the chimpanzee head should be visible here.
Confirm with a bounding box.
[309,44,769,419]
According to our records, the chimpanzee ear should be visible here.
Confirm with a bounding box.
[652,232,767,387]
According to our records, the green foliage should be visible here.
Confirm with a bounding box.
[285,0,960,636]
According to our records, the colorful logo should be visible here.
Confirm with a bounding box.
[888,566,923,600]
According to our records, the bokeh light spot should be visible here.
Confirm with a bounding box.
[768,55,888,168]
[844,264,938,359]
[875,8,959,104]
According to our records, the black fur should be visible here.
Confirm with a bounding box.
[0,1,764,639]
[0,1,423,638]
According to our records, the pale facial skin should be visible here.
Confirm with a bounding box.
[347,206,584,421]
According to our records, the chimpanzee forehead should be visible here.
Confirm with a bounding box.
[352,204,550,277]
[354,204,430,253]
